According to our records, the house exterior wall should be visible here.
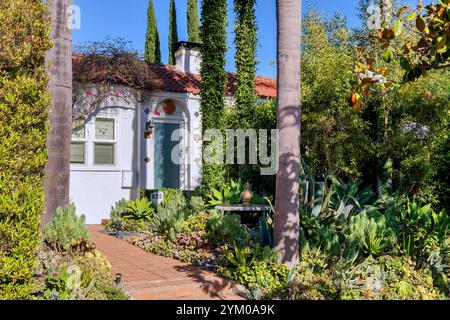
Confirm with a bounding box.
[70,89,140,223]
[70,86,203,223]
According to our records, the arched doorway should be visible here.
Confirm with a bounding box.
[151,98,189,190]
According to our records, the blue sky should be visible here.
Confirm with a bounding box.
[72,0,415,78]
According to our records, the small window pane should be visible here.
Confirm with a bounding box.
[94,143,114,164]
[96,118,114,140]
[72,119,85,139]
[70,142,85,163]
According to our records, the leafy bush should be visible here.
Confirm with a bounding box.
[340,255,445,300]
[394,198,449,258]
[141,188,186,210]
[153,206,186,240]
[189,196,206,213]
[44,204,93,252]
[347,212,397,257]
[0,0,52,299]
[109,199,129,222]
[207,210,249,246]
[123,198,154,221]
[217,243,289,299]
[34,249,128,300]
[207,179,243,208]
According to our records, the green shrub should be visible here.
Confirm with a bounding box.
[182,213,209,234]
[44,204,93,252]
[154,206,186,240]
[141,188,186,210]
[217,243,289,299]
[395,198,449,258]
[207,210,249,246]
[34,250,128,300]
[341,255,445,300]
[0,0,52,299]
[189,196,206,213]
[347,212,397,257]
[109,199,129,221]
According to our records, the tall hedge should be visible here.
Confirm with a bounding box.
[0,0,52,299]
[145,0,161,64]
[200,0,228,192]
[188,0,201,43]
[168,0,179,65]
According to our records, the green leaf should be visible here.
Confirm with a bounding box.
[383,47,394,63]
[416,15,426,32]
[436,0,447,8]
[394,20,403,36]
[400,57,411,71]
[405,11,417,22]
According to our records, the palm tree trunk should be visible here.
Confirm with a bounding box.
[273,0,302,268]
[42,0,73,227]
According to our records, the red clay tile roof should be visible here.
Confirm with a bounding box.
[148,64,277,98]
[72,54,277,98]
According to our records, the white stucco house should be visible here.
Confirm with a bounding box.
[70,42,277,224]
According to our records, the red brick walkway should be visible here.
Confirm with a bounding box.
[88,225,247,300]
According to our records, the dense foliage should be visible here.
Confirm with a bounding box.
[33,249,128,300]
[144,0,161,64]
[199,0,228,193]
[187,0,201,43]
[44,204,93,252]
[0,0,52,299]
[37,205,127,300]
[168,0,179,65]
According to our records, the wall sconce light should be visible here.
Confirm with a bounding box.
[145,120,154,139]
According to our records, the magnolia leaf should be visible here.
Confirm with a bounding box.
[383,47,394,63]
[394,20,403,36]
[416,15,426,32]
[400,57,411,71]
[381,28,395,41]
[397,6,409,16]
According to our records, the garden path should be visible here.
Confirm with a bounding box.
[88,225,247,300]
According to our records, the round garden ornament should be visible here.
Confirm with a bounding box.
[163,100,176,115]
[241,184,254,205]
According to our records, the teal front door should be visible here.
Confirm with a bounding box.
[154,122,180,189]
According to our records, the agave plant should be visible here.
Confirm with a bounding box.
[300,161,355,222]
[330,177,380,214]
[207,179,244,208]
[123,197,154,221]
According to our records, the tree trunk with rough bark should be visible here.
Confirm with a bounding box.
[42,0,73,227]
[273,0,302,268]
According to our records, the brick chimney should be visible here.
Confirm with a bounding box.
[175,41,202,75]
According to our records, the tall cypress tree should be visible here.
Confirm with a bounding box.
[200,0,228,192]
[188,0,201,43]
[231,0,258,183]
[233,0,257,127]
[145,0,161,64]
[168,0,179,65]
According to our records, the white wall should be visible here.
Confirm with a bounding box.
[70,86,204,223]
[70,87,139,224]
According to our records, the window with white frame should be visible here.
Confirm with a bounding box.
[94,118,116,165]
[70,118,86,164]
